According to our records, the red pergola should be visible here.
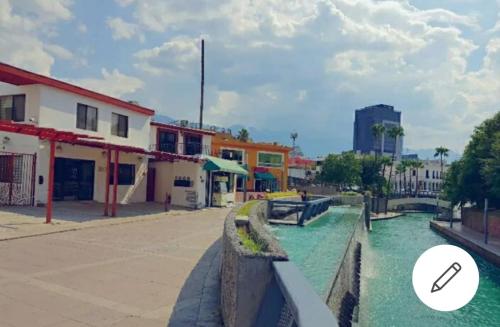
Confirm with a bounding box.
[0,121,201,223]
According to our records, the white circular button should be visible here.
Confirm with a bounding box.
[412,244,479,311]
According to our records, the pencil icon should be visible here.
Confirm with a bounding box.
[431,262,462,293]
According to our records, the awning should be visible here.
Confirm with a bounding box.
[254,172,276,180]
[202,155,248,175]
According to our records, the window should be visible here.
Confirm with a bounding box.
[0,155,22,183]
[426,170,429,178]
[258,152,283,168]
[111,113,128,137]
[158,130,177,153]
[109,164,135,185]
[76,103,98,131]
[221,149,244,164]
[184,134,202,155]
[0,95,25,122]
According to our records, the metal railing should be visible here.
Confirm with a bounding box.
[150,142,211,156]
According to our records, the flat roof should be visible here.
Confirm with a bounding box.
[151,121,215,136]
[0,62,155,116]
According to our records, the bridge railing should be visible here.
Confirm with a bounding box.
[269,196,332,226]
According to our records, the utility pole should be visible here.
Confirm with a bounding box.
[199,39,205,130]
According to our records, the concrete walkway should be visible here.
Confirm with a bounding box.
[0,202,205,241]
[430,221,500,266]
[0,207,230,326]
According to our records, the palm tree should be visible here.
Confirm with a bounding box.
[237,128,250,142]
[372,124,386,158]
[290,132,298,148]
[434,146,449,190]
[413,160,424,197]
[401,159,411,196]
[395,163,405,196]
[386,126,405,211]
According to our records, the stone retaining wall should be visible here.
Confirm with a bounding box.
[220,201,287,327]
[325,207,365,326]
[462,208,500,238]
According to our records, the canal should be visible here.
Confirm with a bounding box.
[359,212,500,327]
[271,208,500,327]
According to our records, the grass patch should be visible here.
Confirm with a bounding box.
[238,200,258,216]
[341,191,360,196]
[237,227,265,254]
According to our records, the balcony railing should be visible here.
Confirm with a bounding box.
[151,142,211,156]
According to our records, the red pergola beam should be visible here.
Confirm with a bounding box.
[104,149,111,216]
[46,140,55,224]
[112,150,119,217]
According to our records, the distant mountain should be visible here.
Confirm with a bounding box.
[153,114,176,124]
[404,148,462,163]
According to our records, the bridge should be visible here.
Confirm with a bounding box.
[387,197,451,211]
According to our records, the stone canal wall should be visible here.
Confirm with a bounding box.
[325,207,365,326]
[220,201,287,327]
[462,208,500,238]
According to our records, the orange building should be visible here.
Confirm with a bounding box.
[211,133,291,192]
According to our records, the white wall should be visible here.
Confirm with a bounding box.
[38,85,151,149]
[151,160,207,208]
[36,141,148,205]
[0,132,38,154]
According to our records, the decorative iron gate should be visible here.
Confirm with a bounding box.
[0,152,36,206]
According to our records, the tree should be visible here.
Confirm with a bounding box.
[434,146,449,185]
[386,126,405,210]
[319,152,361,189]
[401,159,411,196]
[237,128,250,142]
[360,155,385,195]
[395,163,406,196]
[371,124,386,157]
[290,132,298,148]
[444,112,500,208]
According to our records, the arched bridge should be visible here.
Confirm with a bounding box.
[387,197,451,211]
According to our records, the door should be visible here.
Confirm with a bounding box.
[54,158,95,201]
[146,168,155,202]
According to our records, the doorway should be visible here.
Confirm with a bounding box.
[146,168,156,202]
[53,158,95,201]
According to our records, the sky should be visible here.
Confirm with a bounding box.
[1,0,500,157]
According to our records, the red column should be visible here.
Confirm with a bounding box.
[111,149,119,217]
[46,140,56,224]
[104,148,111,216]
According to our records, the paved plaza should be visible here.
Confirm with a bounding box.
[0,206,230,327]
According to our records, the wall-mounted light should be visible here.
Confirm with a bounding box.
[56,144,63,151]
[137,156,143,161]
[29,117,37,123]
[2,136,10,144]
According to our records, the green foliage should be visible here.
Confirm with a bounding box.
[360,155,386,195]
[237,228,265,253]
[237,128,250,142]
[444,112,500,208]
[319,152,361,188]
[238,200,258,216]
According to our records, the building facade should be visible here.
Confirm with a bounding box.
[0,62,245,219]
[211,133,291,192]
[353,104,403,159]
[389,159,449,197]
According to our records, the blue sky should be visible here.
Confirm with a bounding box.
[1,0,500,157]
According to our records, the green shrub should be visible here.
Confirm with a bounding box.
[237,228,265,253]
[238,200,258,216]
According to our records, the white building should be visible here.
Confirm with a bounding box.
[389,159,449,196]
[0,62,245,221]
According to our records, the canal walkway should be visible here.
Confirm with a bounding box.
[430,221,500,267]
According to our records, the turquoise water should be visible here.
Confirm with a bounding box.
[359,213,500,327]
[270,206,362,297]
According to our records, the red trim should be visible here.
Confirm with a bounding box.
[104,149,111,216]
[0,62,155,116]
[46,140,55,224]
[151,121,215,136]
[112,150,119,217]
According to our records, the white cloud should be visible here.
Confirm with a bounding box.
[206,91,241,125]
[297,90,308,102]
[77,23,87,33]
[107,17,143,41]
[134,36,200,75]
[66,69,144,98]
[0,0,74,75]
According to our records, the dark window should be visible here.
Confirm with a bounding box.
[0,155,23,183]
[184,134,202,155]
[76,103,98,131]
[426,170,429,178]
[111,113,128,138]
[109,164,135,185]
[158,130,177,153]
[0,95,25,122]
[221,149,244,164]
[412,170,416,176]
